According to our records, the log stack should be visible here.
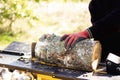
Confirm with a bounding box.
[34,34,102,71]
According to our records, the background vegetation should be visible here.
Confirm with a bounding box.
[0,0,91,49]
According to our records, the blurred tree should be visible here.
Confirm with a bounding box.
[0,0,38,35]
[0,0,89,35]
[34,0,90,3]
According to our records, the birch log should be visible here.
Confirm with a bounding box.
[35,34,102,71]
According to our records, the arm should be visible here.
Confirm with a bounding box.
[89,5,120,39]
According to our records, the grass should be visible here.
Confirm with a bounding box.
[0,1,91,50]
[0,34,15,49]
[0,32,24,49]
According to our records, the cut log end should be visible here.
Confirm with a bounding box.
[91,41,102,71]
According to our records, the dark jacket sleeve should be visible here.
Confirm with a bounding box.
[88,1,120,39]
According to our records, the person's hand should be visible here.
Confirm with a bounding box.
[60,30,90,49]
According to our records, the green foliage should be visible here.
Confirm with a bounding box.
[0,32,24,48]
[0,0,37,20]
[0,33,16,44]
[0,0,38,33]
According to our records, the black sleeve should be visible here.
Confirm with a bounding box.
[88,2,120,39]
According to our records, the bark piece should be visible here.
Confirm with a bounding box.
[35,34,102,71]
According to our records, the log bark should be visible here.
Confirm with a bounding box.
[34,34,102,71]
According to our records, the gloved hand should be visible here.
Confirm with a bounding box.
[60,30,90,49]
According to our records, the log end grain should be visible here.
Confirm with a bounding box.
[91,41,102,71]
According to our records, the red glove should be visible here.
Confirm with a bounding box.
[60,30,90,49]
